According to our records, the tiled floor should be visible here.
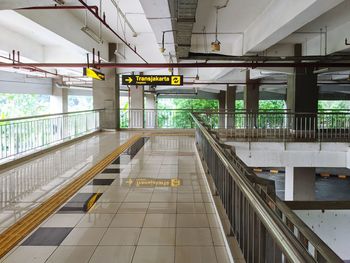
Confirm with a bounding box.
[1,135,232,263]
[0,132,132,231]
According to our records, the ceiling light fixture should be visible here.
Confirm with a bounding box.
[195,61,200,80]
[211,7,221,52]
[160,31,166,53]
[53,0,65,5]
[211,1,229,52]
[160,30,177,54]
[81,26,103,44]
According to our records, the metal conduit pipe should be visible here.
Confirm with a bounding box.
[0,62,350,68]
[16,5,99,13]
[183,82,288,85]
[77,0,148,63]
[109,0,137,37]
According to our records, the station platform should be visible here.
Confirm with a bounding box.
[0,132,232,263]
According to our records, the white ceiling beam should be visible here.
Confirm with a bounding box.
[243,0,344,53]
[0,24,44,62]
[17,10,109,60]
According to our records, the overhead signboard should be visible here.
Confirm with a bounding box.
[83,67,105,81]
[122,75,183,86]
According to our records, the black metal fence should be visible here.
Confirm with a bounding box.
[192,113,343,263]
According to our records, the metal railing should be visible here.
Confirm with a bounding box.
[0,110,101,162]
[196,110,350,142]
[120,109,194,129]
[192,113,343,262]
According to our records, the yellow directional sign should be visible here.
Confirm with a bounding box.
[122,75,183,86]
[83,67,105,81]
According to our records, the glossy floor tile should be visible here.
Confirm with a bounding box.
[1,135,232,263]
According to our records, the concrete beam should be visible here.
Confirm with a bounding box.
[17,10,109,60]
[244,0,343,53]
[285,167,315,201]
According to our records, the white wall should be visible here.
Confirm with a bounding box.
[0,71,52,95]
[295,210,350,260]
[227,142,350,168]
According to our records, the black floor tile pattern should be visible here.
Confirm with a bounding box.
[88,179,115,185]
[68,193,98,203]
[22,137,150,247]
[22,227,73,246]
[57,202,86,214]
[102,168,121,174]
[58,193,102,213]
[112,155,131,164]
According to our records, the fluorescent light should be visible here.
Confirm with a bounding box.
[313,68,329,74]
[81,26,103,44]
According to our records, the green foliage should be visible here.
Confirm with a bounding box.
[318,101,350,111]
[259,100,286,110]
[68,96,93,112]
[236,100,244,110]
[157,98,218,128]
[0,93,50,119]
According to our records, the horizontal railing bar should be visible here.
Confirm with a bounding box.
[0,109,103,123]
[191,113,315,262]
[276,199,343,262]
[192,112,343,262]
[285,200,350,210]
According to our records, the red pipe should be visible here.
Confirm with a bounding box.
[0,62,349,68]
[17,5,99,14]
[183,82,288,85]
[77,0,148,64]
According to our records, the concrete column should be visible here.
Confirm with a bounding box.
[144,91,156,128]
[129,83,144,128]
[218,90,226,128]
[285,167,315,201]
[287,44,318,133]
[287,44,318,113]
[244,70,259,113]
[226,85,236,128]
[50,84,68,113]
[93,43,120,130]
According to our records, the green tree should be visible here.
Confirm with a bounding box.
[0,93,50,119]
[157,98,218,128]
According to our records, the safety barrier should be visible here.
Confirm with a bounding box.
[0,110,101,162]
[196,110,350,142]
[120,109,194,129]
[192,113,342,262]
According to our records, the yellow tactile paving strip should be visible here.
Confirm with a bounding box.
[0,134,142,259]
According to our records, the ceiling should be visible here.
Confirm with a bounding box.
[0,0,349,99]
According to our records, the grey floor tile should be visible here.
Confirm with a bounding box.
[2,246,56,263]
[46,246,96,263]
[89,246,135,263]
[22,228,73,246]
[110,213,145,227]
[175,246,217,263]
[138,228,175,245]
[61,228,106,246]
[132,246,175,263]
[143,214,176,227]
[100,228,141,245]
[176,228,213,246]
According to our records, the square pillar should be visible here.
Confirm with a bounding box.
[145,91,156,128]
[226,85,236,128]
[287,44,318,113]
[285,167,315,201]
[244,70,259,113]
[218,90,226,128]
[93,43,120,130]
[50,83,68,113]
[287,44,318,134]
[129,84,144,128]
